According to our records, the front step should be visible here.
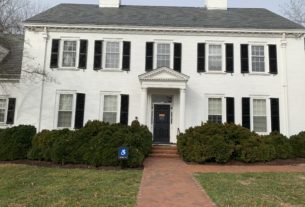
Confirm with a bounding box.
[150,145,179,158]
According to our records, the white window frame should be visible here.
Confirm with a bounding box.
[55,91,76,129]
[0,96,8,125]
[58,39,80,69]
[99,91,121,124]
[102,40,123,70]
[205,94,226,123]
[153,41,174,69]
[249,43,270,74]
[250,96,271,134]
[204,42,225,73]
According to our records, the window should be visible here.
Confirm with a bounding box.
[105,42,120,69]
[253,99,267,132]
[208,44,222,71]
[251,46,265,72]
[0,98,7,123]
[156,43,171,68]
[103,95,118,124]
[57,94,74,128]
[208,98,222,123]
[62,41,77,67]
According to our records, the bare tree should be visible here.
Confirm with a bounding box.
[282,0,305,26]
[0,0,48,34]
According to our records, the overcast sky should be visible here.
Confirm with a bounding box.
[40,0,287,14]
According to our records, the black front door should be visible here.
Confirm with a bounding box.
[153,104,170,144]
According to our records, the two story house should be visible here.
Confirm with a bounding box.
[1,0,305,144]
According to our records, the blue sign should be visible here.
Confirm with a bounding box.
[118,147,128,160]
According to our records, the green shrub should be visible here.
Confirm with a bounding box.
[28,120,152,167]
[0,125,36,161]
[262,132,294,159]
[290,132,305,158]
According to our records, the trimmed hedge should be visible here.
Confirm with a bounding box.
[28,120,152,167]
[0,125,36,161]
[178,122,304,164]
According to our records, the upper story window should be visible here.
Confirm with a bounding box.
[156,43,171,68]
[0,98,7,123]
[251,45,265,72]
[208,98,222,123]
[105,41,121,69]
[208,44,223,71]
[62,40,78,68]
[57,94,74,128]
[253,99,267,132]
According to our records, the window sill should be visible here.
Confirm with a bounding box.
[248,73,273,76]
[53,68,80,71]
[96,69,125,72]
[203,71,227,75]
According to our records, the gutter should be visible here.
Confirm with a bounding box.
[37,27,49,132]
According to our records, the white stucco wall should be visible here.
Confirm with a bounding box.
[7,27,305,142]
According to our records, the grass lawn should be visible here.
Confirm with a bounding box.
[195,172,305,207]
[0,164,142,207]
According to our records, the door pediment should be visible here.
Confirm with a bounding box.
[139,67,189,82]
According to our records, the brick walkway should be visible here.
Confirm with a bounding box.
[137,157,305,207]
[136,157,216,207]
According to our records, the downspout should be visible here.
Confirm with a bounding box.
[281,33,289,136]
[38,27,49,132]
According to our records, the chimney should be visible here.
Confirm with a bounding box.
[206,0,228,10]
[99,0,121,8]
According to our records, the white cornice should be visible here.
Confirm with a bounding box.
[24,23,305,38]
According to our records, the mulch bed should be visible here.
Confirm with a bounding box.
[186,158,305,166]
[0,160,143,170]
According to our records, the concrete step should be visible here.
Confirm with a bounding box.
[152,149,178,154]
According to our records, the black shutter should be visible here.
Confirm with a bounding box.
[226,97,235,124]
[242,97,250,129]
[78,40,88,69]
[6,98,16,125]
[120,95,129,125]
[226,44,234,73]
[94,40,103,70]
[145,42,154,71]
[270,98,280,132]
[197,43,206,72]
[269,45,278,74]
[122,41,131,71]
[174,43,182,72]
[50,39,60,68]
[74,93,85,129]
[241,44,249,73]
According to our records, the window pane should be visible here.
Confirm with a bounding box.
[208,115,222,124]
[62,41,77,67]
[105,42,120,69]
[253,99,266,116]
[209,45,222,71]
[0,99,6,108]
[103,112,117,124]
[104,95,118,112]
[59,94,73,111]
[252,46,265,72]
[58,111,72,128]
[157,43,170,68]
[253,116,267,132]
[0,109,5,123]
[208,98,222,115]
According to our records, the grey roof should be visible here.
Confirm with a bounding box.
[25,4,304,30]
[0,35,24,80]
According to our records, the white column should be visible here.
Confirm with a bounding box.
[140,87,148,125]
[179,88,186,132]
[281,33,289,136]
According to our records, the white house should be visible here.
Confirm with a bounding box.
[1,0,305,144]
